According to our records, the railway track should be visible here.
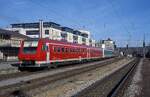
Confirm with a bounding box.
[0,57,122,97]
[73,58,140,97]
[0,57,114,81]
[107,58,140,97]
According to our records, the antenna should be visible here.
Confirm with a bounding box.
[104,23,106,39]
[143,32,146,58]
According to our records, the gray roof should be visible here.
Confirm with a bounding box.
[0,28,30,39]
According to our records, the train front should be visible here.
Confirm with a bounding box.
[18,39,47,70]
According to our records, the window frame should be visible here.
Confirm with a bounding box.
[45,30,49,35]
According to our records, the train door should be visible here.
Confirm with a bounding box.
[46,43,50,63]
[87,48,90,58]
[86,48,88,58]
[88,48,91,58]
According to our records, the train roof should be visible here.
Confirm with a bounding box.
[24,38,102,50]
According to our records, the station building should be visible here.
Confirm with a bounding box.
[8,21,95,46]
[0,28,29,61]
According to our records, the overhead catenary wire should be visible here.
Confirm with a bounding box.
[106,0,134,46]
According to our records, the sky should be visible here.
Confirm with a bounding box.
[0,0,150,47]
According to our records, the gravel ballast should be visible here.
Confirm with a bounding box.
[34,58,133,97]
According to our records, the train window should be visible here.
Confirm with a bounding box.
[70,48,73,52]
[82,49,84,52]
[23,47,37,54]
[65,48,68,52]
[73,48,75,52]
[42,44,48,51]
[72,49,74,52]
[62,48,64,52]
[57,47,60,52]
[75,48,77,52]
[78,48,80,52]
[70,48,72,52]
[75,49,77,52]
[54,47,57,52]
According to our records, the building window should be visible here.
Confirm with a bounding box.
[45,30,49,35]
[26,30,39,35]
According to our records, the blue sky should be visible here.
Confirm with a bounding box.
[0,0,150,47]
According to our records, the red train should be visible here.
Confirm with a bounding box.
[18,38,105,69]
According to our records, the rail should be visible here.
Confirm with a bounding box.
[108,58,140,97]
[73,58,139,97]
[0,57,122,96]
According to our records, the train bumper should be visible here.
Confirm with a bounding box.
[17,61,49,68]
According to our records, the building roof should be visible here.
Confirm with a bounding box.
[0,28,30,39]
[73,30,81,35]
[11,22,61,30]
[61,27,74,32]
[0,28,12,35]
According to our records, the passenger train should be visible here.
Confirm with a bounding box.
[17,38,114,70]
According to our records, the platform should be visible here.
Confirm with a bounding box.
[122,58,150,97]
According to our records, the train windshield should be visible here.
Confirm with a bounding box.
[23,40,38,54]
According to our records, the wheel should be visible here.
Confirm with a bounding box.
[51,64,58,69]
[18,67,25,71]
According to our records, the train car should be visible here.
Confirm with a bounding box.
[18,38,103,69]
[104,49,114,58]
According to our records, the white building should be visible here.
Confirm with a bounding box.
[8,21,95,46]
[78,35,82,44]
[61,27,74,43]
[91,39,96,47]
[0,28,29,61]
[96,38,115,50]
[8,22,62,40]
[78,30,90,39]
[78,30,92,46]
